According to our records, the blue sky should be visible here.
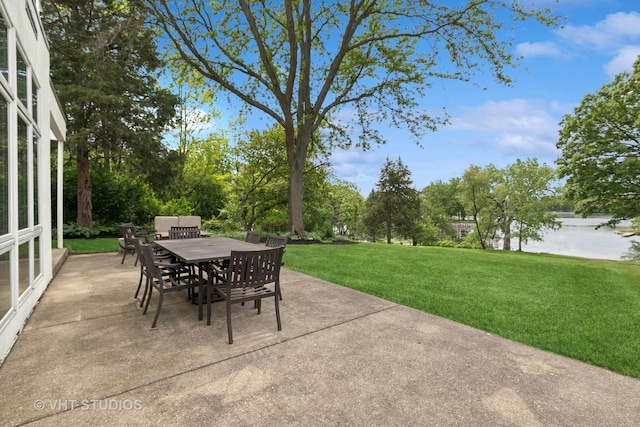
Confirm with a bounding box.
[203,1,640,196]
[327,0,640,195]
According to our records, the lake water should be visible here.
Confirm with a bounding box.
[498,216,638,261]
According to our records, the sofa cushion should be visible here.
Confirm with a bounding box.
[154,216,179,239]
[178,215,201,228]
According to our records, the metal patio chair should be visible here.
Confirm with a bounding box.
[169,226,201,239]
[207,246,284,344]
[133,238,191,308]
[265,234,287,299]
[244,231,262,244]
[139,241,199,328]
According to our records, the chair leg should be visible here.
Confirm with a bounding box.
[206,281,212,326]
[134,265,143,299]
[151,290,163,328]
[121,249,126,264]
[143,283,153,314]
[226,299,233,344]
[274,294,282,331]
[140,275,150,308]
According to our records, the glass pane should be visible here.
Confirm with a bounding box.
[32,78,38,123]
[0,101,6,235]
[0,16,7,81]
[0,250,9,320]
[33,132,38,225]
[18,242,29,297]
[18,119,28,229]
[17,51,27,107]
[34,236,40,280]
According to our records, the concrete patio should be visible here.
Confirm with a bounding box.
[1,251,639,426]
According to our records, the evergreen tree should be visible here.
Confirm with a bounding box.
[43,0,179,227]
[367,158,421,244]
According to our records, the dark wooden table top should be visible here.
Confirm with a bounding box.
[154,236,264,264]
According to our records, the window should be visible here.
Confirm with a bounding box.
[18,242,28,297]
[0,250,9,320]
[32,78,38,123]
[25,0,39,39]
[18,118,28,229]
[33,131,38,225]
[17,51,27,107]
[0,16,7,81]
[0,101,6,235]
[34,236,40,281]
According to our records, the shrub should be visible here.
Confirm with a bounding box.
[53,224,99,239]
[61,166,161,226]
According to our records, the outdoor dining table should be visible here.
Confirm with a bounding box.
[153,236,265,321]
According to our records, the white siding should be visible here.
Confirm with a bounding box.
[0,0,66,363]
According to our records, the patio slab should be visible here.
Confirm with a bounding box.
[1,252,639,426]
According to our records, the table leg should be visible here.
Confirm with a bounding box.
[198,262,204,321]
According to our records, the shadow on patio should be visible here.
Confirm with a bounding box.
[1,252,639,426]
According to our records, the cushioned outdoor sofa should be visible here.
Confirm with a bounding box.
[154,216,205,239]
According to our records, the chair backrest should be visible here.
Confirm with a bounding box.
[169,226,201,239]
[227,247,284,289]
[265,234,287,248]
[120,224,137,245]
[133,237,145,265]
[154,216,179,238]
[137,240,164,282]
[245,231,262,244]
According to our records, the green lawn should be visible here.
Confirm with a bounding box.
[54,238,122,253]
[55,238,640,378]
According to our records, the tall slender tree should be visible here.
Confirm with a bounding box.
[43,0,178,227]
[457,164,500,249]
[146,0,558,236]
[496,158,560,251]
[330,181,365,237]
[367,157,420,244]
[421,179,465,240]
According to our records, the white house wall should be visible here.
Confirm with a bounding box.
[0,0,66,364]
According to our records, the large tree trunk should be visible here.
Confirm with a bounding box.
[76,146,93,228]
[502,197,511,251]
[288,155,305,237]
[518,222,524,251]
[502,215,511,250]
[473,213,487,249]
[286,128,307,237]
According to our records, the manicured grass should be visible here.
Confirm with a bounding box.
[283,242,640,379]
[53,238,121,253]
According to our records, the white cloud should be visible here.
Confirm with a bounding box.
[447,99,562,157]
[519,12,640,75]
[495,133,559,157]
[451,99,559,134]
[516,41,564,58]
[329,149,382,191]
[557,11,640,51]
[603,45,640,76]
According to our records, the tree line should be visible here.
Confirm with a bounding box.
[359,156,563,249]
[42,0,559,238]
[41,1,640,246]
